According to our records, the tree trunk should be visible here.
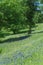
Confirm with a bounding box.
[28,25,31,34]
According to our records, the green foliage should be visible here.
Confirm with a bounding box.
[0,0,27,34]
[0,0,42,36]
[25,0,36,33]
[38,14,43,23]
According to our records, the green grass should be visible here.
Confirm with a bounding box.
[0,23,43,65]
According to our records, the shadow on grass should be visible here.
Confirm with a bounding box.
[12,29,35,35]
[0,29,35,43]
[32,30,43,34]
[1,29,42,43]
[0,34,31,43]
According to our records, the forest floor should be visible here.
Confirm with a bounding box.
[0,23,43,65]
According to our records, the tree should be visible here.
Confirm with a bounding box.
[0,0,27,34]
[26,0,36,33]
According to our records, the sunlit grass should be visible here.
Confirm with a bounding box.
[0,23,43,65]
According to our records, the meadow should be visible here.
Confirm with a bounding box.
[0,23,43,65]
